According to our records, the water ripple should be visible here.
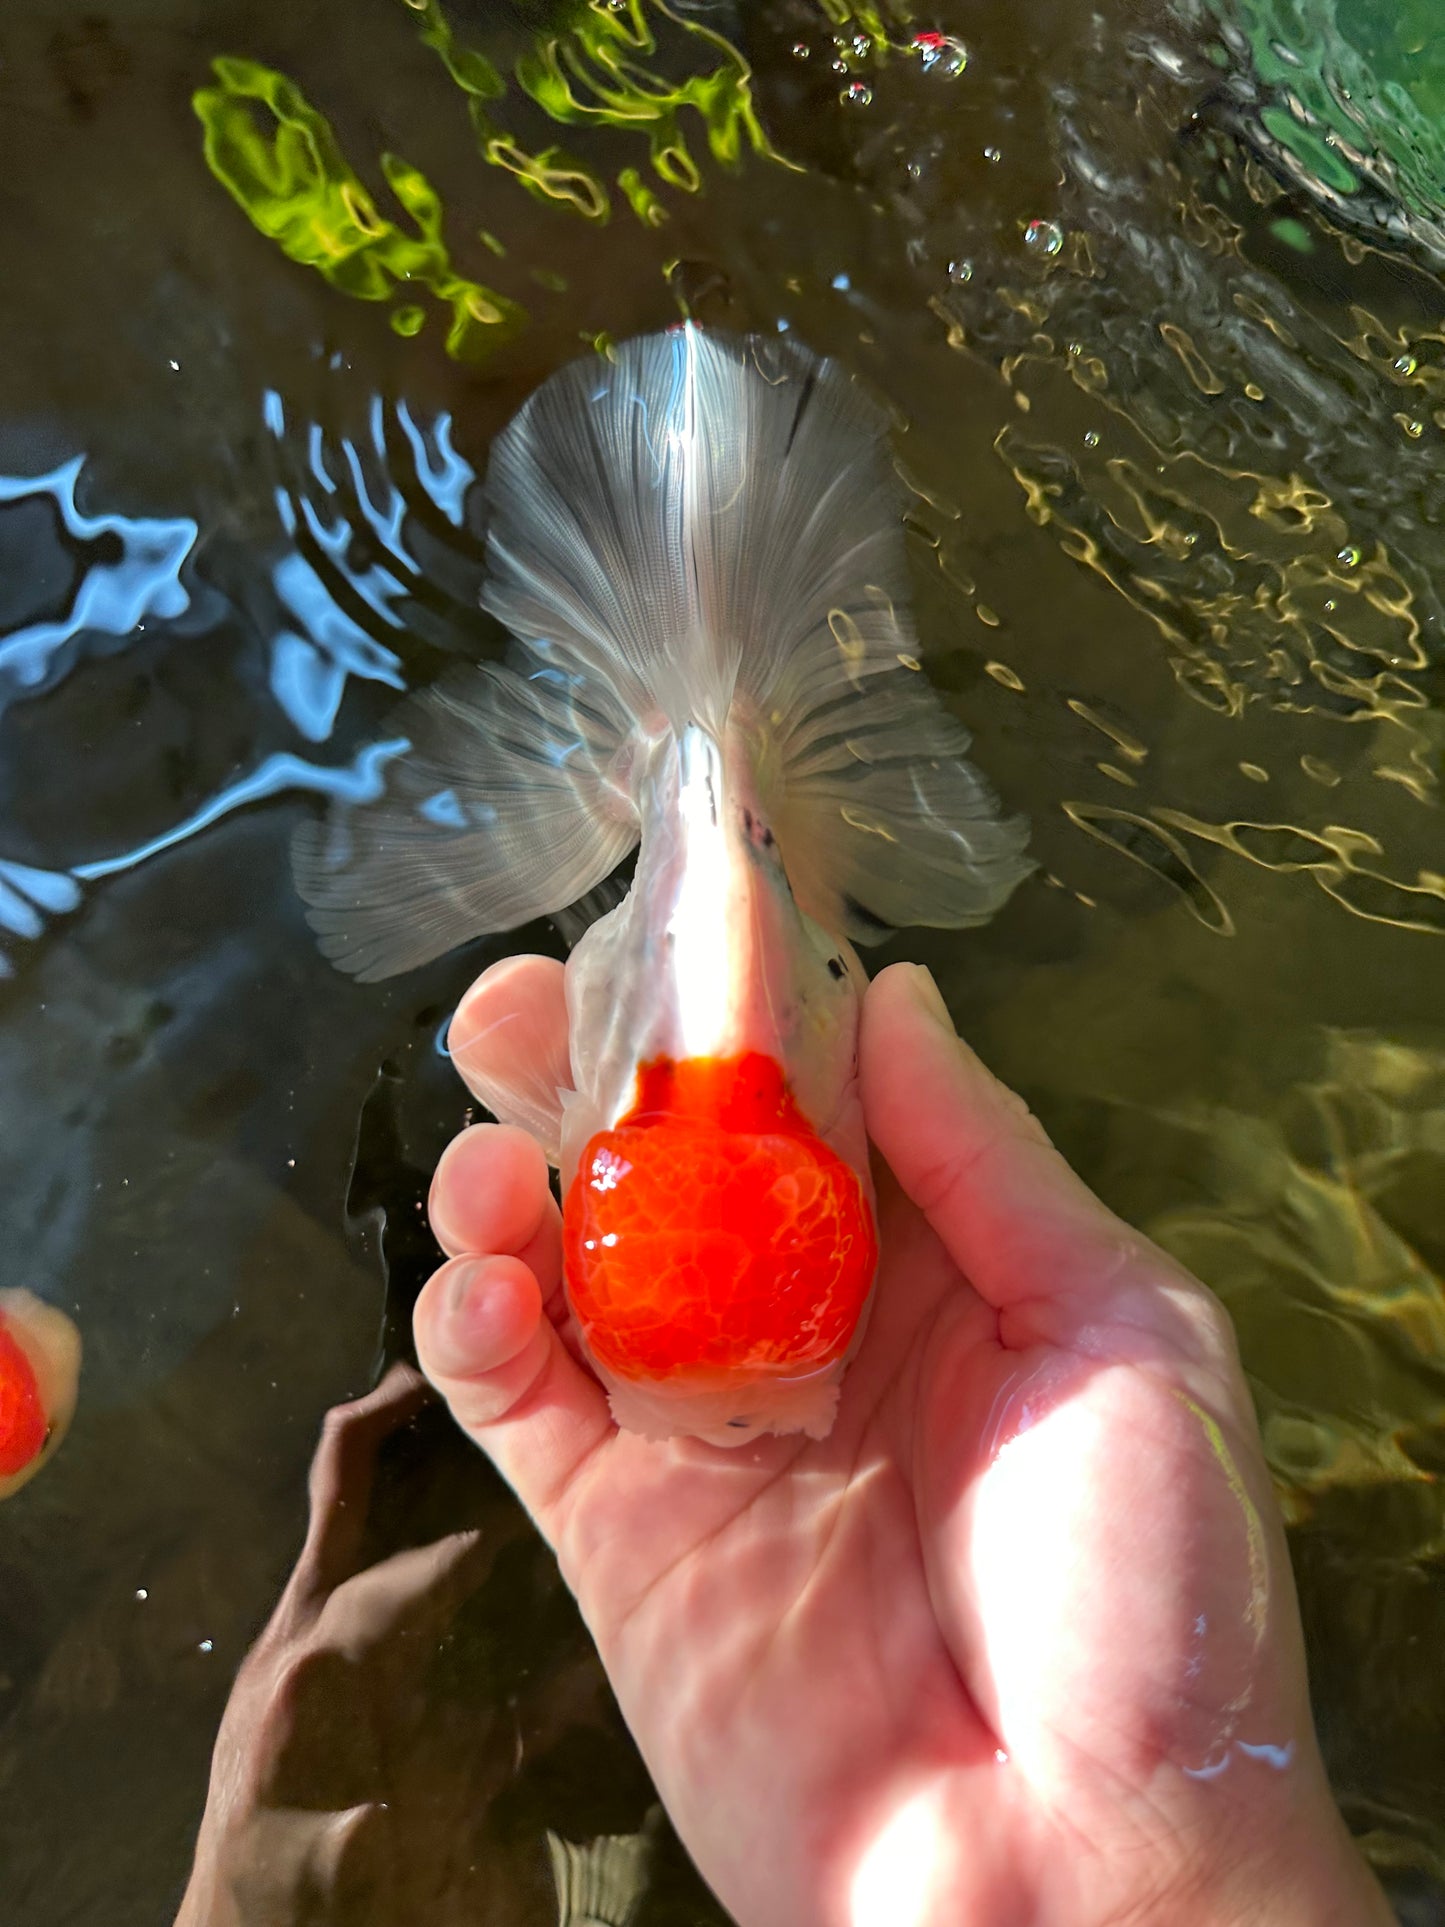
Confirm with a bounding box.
[0,383,489,977]
[0,458,197,704]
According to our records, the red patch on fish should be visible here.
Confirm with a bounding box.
[0,1317,48,1477]
[564,1053,876,1381]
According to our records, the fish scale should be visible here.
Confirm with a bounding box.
[565,1051,876,1381]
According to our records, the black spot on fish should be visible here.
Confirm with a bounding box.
[827,957,845,981]
[785,371,818,456]
[740,808,780,859]
[843,894,897,940]
[727,1416,752,1429]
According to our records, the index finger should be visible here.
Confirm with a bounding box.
[448,955,570,1163]
[292,1364,434,1608]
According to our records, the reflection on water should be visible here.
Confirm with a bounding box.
[0,0,1443,1920]
[0,458,197,699]
[196,55,528,360]
[0,382,487,976]
[1209,0,1445,263]
[1022,1009,1445,1902]
[1147,1027,1445,1516]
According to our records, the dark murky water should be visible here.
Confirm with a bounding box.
[1,1,1442,1920]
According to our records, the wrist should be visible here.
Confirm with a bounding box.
[1172,1799,1392,1927]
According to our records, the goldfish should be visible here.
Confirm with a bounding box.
[0,1289,80,1499]
[296,326,1029,1444]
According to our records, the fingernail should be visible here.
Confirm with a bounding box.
[425,1257,535,1382]
[448,958,526,1057]
[427,1261,498,1378]
[908,964,955,1031]
[447,983,492,1058]
[445,1260,485,1322]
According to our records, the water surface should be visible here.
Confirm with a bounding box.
[1,2,1442,1920]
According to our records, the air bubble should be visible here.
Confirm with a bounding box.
[1024,218,1063,256]
[792,41,809,59]
[1084,429,1100,447]
[913,31,967,77]
[842,80,872,104]
[984,145,1002,163]
[1337,545,1361,568]
[948,258,974,284]
[1394,353,1418,376]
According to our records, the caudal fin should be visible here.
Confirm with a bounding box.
[294,327,1029,976]
[545,1822,652,1927]
[292,660,638,981]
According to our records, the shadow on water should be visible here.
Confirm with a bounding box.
[0,0,1442,1920]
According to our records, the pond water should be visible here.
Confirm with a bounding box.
[1,1,1442,1921]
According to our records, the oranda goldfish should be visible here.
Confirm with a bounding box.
[0,1289,80,1499]
[296,326,1029,1445]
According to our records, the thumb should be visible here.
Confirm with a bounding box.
[414,1253,613,1547]
[860,965,1234,1373]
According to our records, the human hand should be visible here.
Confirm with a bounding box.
[416,957,1391,1927]
[174,1366,492,1927]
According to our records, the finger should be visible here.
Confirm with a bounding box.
[292,1364,434,1606]
[318,1530,489,1660]
[414,1254,612,1546]
[448,955,570,1164]
[428,1124,562,1297]
[860,965,1191,1334]
[217,1803,393,1918]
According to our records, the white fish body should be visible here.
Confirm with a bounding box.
[296,326,1030,1444]
[556,720,869,1444]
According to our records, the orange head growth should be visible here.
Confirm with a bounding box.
[0,1315,48,1479]
[563,1052,877,1383]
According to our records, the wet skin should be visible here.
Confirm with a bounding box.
[415,958,1392,1927]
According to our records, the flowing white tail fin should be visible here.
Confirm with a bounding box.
[294,327,1029,978]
